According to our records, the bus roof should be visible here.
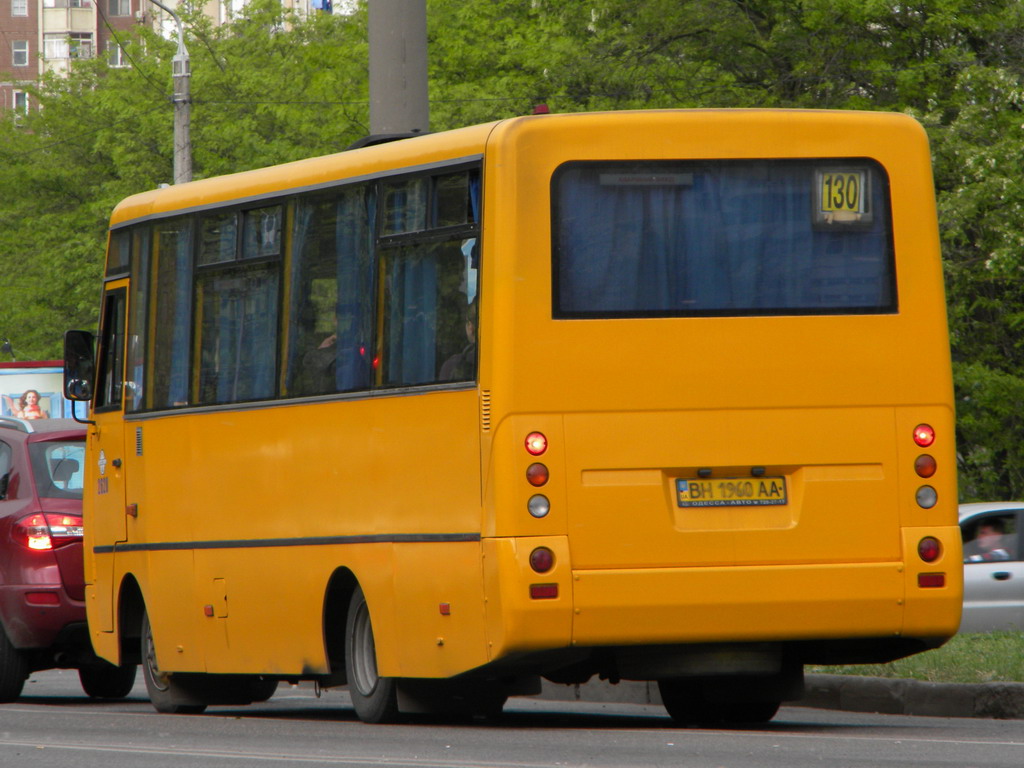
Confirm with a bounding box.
[108,120,500,229]
[108,108,923,230]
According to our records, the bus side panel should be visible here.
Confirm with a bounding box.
[118,389,483,678]
[387,541,490,678]
[121,550,200,672]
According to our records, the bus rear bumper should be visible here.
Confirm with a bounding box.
[569,559,961,651]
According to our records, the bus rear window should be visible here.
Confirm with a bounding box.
[552,159,896,318]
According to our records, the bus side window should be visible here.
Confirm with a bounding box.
[287,186,375,397]
[380,237,473,387]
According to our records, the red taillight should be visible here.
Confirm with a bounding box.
[529,547,554,573]
[13,513,84,551]
[525,432,548,456]
[918,536,941,563]
[913,424,935,448]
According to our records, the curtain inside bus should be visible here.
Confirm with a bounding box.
[554,160,895,318]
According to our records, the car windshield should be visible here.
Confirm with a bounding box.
[29,440,85,500]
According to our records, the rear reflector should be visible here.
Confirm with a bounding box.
[25,592,60,606]
[918,573,945,588]
[530,584,558,600]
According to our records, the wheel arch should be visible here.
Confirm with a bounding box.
[116,575,145,667]
[322,567,358,683]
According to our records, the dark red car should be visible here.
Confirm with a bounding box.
[0,416,136,701]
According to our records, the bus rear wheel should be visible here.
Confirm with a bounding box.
[658,678,781,725]
[141,610,207,714]
[345,585,400,723]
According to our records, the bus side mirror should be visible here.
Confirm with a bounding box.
[63,330,95,402]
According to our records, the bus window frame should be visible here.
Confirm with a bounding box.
[549,157,897,320]
[109,160,483,416]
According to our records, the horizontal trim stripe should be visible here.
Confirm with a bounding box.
[94,532,481,555]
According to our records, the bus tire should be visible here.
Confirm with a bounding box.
[141,610,207,714]
[0,628,28,703]
[79,660,137,699]
[345,585,400,723]
[658,678,780,725]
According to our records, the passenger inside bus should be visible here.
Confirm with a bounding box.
[440,299,477,381]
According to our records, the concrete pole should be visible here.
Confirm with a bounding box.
[368,0,429,136]
[149,0,192,184]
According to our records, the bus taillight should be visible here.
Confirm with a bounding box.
[529,547,554,573]
[915,485,938,509]
[914,454,936,478]
[525,432,547,456]
[913,424,935,447]
[526,463,549,486]
[918,536,941,563]
[527,495,550,518]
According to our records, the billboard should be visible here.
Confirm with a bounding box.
[0,361,78,419]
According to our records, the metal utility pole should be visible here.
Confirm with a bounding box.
[368,0,429,136]
[149,0,192,183]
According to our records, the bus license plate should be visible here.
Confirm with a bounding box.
[676,477,787,507]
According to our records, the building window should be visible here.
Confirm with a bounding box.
[44,33,94,60]
[108,0,130,15]
[108,41,128,67]
[13,41,29,67]
[12,0,28,16]
[70,33,93,59]
[13,91,28,114]
[43,35,67,60]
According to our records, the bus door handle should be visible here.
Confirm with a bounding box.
[993,572,1012,581]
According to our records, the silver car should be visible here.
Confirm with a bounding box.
[959,502,1024,633]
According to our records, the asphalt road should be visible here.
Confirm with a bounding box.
[1,670,1024,768]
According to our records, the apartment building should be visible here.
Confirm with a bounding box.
[1,0,142,112]
[1,0,318,114]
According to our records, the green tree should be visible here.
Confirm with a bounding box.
[5,0,1024,501]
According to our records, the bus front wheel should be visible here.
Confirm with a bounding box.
[345,586,400,723]
[141,610,207,714]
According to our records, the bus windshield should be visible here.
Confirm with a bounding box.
[553,159,895,318]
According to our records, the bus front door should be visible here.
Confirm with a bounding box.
[86,285,129,641]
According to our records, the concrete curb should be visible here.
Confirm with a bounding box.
[798,674,1024,720]
[535,674,1024,720]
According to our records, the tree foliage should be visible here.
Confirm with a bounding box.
[3,0,1024,499]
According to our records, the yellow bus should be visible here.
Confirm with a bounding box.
[64,109,961,724]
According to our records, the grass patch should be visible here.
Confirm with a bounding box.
[810,632,1024,684]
